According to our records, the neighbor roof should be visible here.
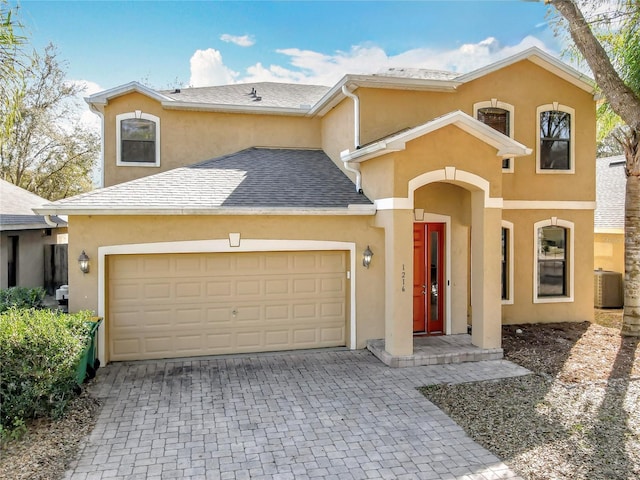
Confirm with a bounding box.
[595,155,626,232]
[0,179,66,231]
[35,148,375,216]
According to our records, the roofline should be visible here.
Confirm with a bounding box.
[340,110,532,163]
[0,222,61,231]
[33,205,377,216]
[456,46,595,94]
[162,101,312,116]
[309,74,460,117]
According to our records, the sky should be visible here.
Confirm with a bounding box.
[15,0,567,96]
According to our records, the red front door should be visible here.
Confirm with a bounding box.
[413,223,445,334]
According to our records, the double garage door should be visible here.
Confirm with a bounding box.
[107,251,347,361]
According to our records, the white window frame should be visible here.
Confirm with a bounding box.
[116,111,161,167]
[536,102,575,174]
[473,99,515,173]
[501,220,514,305]
[533,217,574,303]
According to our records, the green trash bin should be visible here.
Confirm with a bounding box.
[74,318,103,385]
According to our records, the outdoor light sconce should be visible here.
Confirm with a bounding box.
[362,245,373,268]
[78,250,90,274]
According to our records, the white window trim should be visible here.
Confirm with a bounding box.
[501,220,514,305]
[116,111,161,167]
[473,99,515,173]
[535,102,575,174]
[533,217,574,303]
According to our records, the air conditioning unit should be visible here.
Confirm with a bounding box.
[594,270,623,308]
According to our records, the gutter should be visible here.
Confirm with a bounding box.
[341,85,363,193]
[33,205,377,216]
[43,215,60,227]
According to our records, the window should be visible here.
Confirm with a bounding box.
[536,103,575,173]
[534,218,574,303]
[116,111,160,166]
[474,100,515,172]
[501,221,514,304]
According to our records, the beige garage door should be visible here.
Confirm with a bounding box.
[107,251,347,361]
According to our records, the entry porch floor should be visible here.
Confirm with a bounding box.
[367,334,503,368]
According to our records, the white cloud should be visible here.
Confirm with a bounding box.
[189,36,559,87]
[220,34,255,47]
[189,48,239,87]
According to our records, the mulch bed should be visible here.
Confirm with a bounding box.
[421,311,639,480]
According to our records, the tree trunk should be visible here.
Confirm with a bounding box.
[622,133,640,336]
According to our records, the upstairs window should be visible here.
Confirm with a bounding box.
[536,103,574,174]
[116,111,160,167]
[474,100,515,172]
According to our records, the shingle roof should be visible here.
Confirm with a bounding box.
[0,179,66,230]
[41,148,374,214]
[373,67,460,81]
[161,82,331,109]
[595,155,626,231]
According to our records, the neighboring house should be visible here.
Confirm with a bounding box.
[594,155,626,274]
[37,47,597,365]
[0,180,68,292]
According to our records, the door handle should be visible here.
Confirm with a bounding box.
[421,284,426,295]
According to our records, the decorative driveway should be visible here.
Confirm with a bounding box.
[65,349,529,480]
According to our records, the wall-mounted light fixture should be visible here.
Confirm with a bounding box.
[362,245,373,268]
[78,250,90,274]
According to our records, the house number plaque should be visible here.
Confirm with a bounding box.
[401,264,406,292]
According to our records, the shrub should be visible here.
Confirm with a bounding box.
[0,308,94,437]
[0,287,46,312]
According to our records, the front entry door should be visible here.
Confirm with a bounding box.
[413,223,445,334]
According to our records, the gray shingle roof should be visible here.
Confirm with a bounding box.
[595,155,626,230]
[0,179,66,230]
[161,83,331,109]
[373,67,460,81]
[43,148,373,213]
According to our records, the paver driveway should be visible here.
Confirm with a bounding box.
[65,349,529,480]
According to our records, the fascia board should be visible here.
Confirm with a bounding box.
[85,81,174,106]
[33,206,377,216]
[456,47,595,93]
[161,101,310,116]
[0,223,52,231]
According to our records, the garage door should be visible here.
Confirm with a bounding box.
[107,251,347,361]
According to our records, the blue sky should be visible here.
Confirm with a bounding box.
[16,0,564,96]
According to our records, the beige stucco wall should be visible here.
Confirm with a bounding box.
[353,60,596,203]
[102,93,323,186]
[594,232,625,274]
[501,209,594,324]
[0,229,61,289]
[67,214,384,359]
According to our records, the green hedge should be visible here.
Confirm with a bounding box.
[0,286,46,312]
[0,308,94,437]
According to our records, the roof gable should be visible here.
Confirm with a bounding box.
[340,110,532,163]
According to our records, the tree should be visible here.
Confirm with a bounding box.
[0,44,98,201]
[547,0,640,336]
[1,0,26,138]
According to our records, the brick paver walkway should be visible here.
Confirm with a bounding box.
[65,349,529,479]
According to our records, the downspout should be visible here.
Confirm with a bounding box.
[341,85,363,193]
[89,103,105,188]
[44,215,58,227]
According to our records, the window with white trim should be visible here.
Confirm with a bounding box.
[536,103,575,173]
[474,100,515,172]
[116,111,160,166]
[501,221,514,304]
[534,218,574,303]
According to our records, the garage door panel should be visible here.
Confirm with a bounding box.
[108,251,347,361]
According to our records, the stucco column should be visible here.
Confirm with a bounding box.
[375,209,414,356]
[470,191,502,349]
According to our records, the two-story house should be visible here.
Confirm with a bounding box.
[37,47,596,365]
